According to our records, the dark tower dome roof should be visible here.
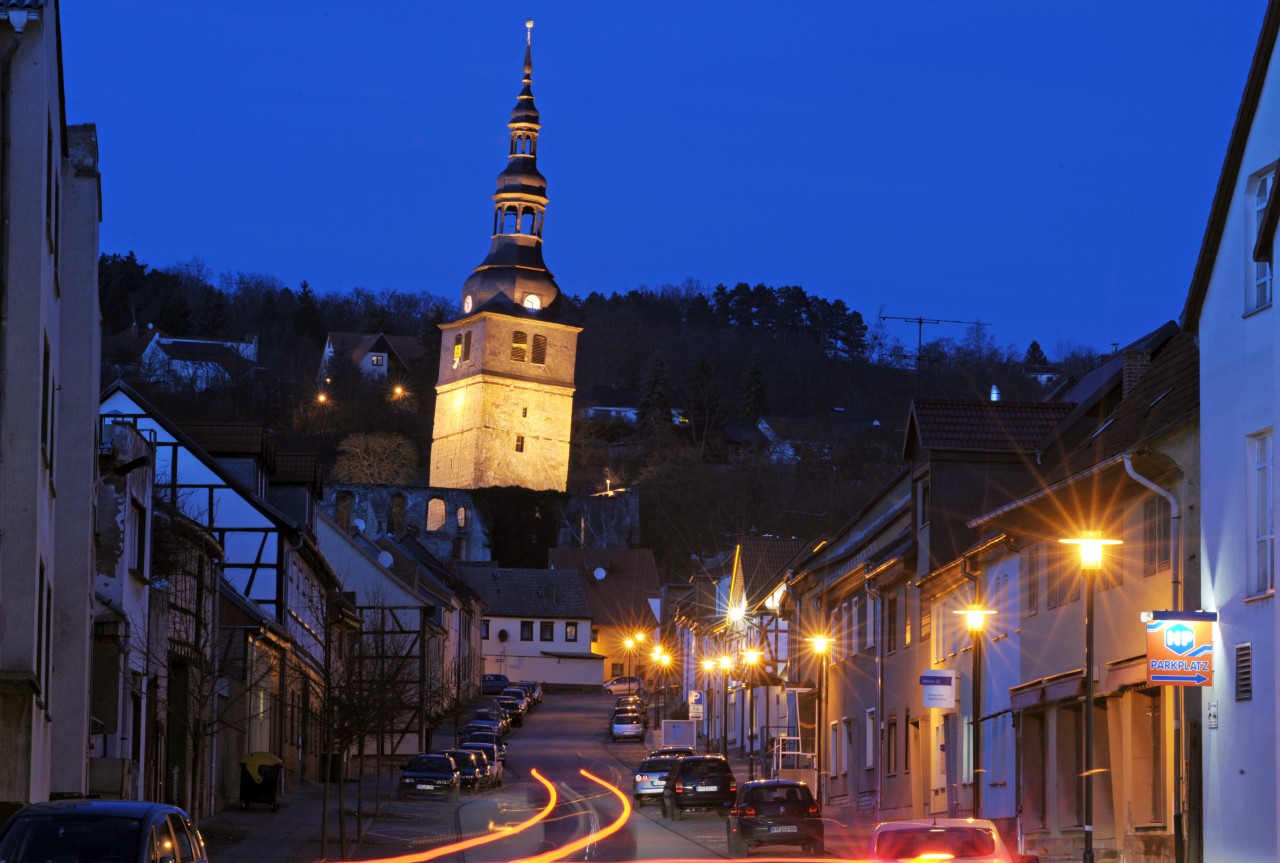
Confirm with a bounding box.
[457,20,561,317]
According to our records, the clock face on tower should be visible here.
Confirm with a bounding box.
[523,294,542,311]
[463,294,473,313]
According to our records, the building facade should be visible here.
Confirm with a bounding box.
[0,0,102,819]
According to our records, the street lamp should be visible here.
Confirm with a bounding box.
[806,636,831,803]
[743,648,763,779]
[659,652,673,729]
[701,658,717,751]
[719,654,733,755]
[955,606,995,818]
[1060,531,1122,863]
[624,637,636,681]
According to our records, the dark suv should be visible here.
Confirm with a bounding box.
[661,754,736,821]
[727,779,823,856]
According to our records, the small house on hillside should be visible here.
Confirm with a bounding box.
[319,331,430,384]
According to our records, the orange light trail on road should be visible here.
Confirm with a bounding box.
[509,768,631,863]
[359,768,557,863]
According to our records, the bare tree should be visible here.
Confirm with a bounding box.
[331,433,420,484]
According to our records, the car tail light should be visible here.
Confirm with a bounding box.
[729,780,737,793]
[808,803,820,815]
[674,781,684,794]
[743,806,757,817]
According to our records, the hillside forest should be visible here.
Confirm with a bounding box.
[99,252,1100,572]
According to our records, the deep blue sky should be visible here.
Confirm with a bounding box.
[62,2,1267,357]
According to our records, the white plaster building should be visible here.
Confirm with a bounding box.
[1181,3,1280,859]
[0,0,102,818]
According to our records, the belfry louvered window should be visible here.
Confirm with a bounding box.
[532,334,547,365]
[1236,643,1253,701]
[512,331,528,362]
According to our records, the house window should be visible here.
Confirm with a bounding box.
[540,621,554,641]
[918,479,931,526]
[885,593,898,653]
[1249,432,1274,595]
[371,354,385,367]
[904,710,912,774]
[933,723,946,792]
[1023,545,1039,616]
[932,599,946,664]
[41,337,54,467]
[886,715,898,776]
[830,722,841,776]
[512,331,528,363]
[865,594,877,649]
[532,334,548,365]
[1143,495,1172,576]
[482,619,490,639]
[127,501,146,574]
[611,662,623,677]
[515,435,525,453]
[520,620,533,641]
[463,331,472,361]
[1250,168,1275,311]
[565,622,578,642]
[865,708,876,769]
[453,332,472,363]
[592,628,601,643]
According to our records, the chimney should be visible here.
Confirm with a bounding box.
[1122,349,1152,397]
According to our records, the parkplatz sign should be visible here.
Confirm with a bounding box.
[1145,611,1217,687]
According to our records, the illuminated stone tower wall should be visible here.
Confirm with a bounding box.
[429,22,579,492]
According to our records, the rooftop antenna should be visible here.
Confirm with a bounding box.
[879,312,988,370]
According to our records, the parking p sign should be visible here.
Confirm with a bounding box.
[688,689,704,720]
[1146,611,1216,687]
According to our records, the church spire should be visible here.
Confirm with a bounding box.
[459,20,560,316]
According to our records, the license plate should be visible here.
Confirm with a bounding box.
[415,783,434,790]
[770,825,798,833]
[655,780,666,786]
[695,785,718,792]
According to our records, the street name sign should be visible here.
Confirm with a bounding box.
[1145,611,1217,687]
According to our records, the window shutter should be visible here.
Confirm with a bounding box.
[511,331,528,362]
[532,334,547,364]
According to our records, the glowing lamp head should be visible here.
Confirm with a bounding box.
[317,393,328,404]
[743,649,762,666]
[728,605,746,623]
[718,655,733,670]
[702,658,716,672]
[659,654,672,667]
[1060,530,1122,571]
[955,607,995,633]
[624,638,634,650]
[808,636,831,655]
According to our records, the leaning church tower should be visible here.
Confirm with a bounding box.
[430,21,580,492]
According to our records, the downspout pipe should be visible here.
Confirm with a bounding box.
[864,579,883,825]
[1122,453,1185,863]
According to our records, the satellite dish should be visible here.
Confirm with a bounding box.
[377,551,394,568]
[593,567,607,582]
[498,629,509,642]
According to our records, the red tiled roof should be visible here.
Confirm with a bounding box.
[906,401,1074,456]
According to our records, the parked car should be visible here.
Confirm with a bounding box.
[650,746,696,758]
[462,729,508,761]
[632,755,682,806]
[612,705,649,728]
[443,749,487,791]
[661,755,736,821]
[497,696,527,726]
[482,673,511,695]
[0,800,208,863]
[615,694,645,712]
[471,709,509,736]
[501,686,532,713]
[727,779,824,856]
[518,679,544,704]
[398,753,461,801]
[868,818,1035,863]
[459,741,504,784]
[603,675,645,695]
[611,712,645,742]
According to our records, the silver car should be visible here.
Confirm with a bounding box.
[632,755,681,806]
[611,711,644,742]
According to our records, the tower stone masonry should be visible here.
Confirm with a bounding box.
[430,21,580,493]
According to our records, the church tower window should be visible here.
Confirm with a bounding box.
[515,435,526,453]
[512,331,529,362]
[532,334,547,364]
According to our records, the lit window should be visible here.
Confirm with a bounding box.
[566,622,578,642]
[1252,170,1275,311]
[512,331,528,362]
[371,354,385,367]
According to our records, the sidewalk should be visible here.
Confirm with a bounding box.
[199,771,464,863]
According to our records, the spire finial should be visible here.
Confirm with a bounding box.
[526,19,533,46]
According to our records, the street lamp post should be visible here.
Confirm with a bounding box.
[956,606,995,819]
[701,658,717,751]
[743,648,762,779]
[807,636,831,804]
[718,654,733,754]
[624,637,635,681]
[1061,531,1122,863]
